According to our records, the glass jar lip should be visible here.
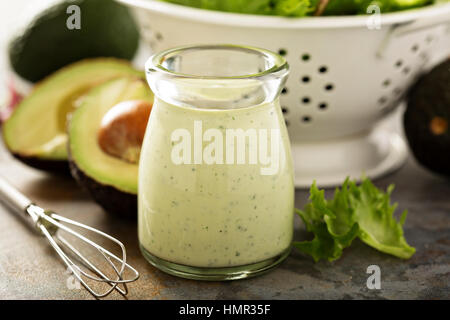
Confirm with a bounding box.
[146,44,289,80]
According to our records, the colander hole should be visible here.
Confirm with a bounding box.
[301,76,311,83]
[395,60,403,68]
[318,103,328,110]
[302,97,311,104]
[278,48,288,56]
[411,44,419,52]
[425,35,434,43]
[393,88,402,96]
[403,67,411,75]
[302,116,312,123]
[324,83,334,91]
[382,79,391,87]
[156,32,163,41]
[301,53,311,61]
[281,107,289,114]
[380,104,396,115]
[285,120,290,126]
[281,87,288,94]
[419,52,428,60]
[318,66,328,73]
[378,97,388,104]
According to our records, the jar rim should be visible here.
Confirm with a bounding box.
[146,44,289,80]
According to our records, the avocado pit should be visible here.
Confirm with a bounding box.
[68,77,154,217]
[97,100,152,164]
[2,59,143,173]
[430,116,448,136]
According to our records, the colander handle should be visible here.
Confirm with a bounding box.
[395,19,449,37]
[377,14,450,58]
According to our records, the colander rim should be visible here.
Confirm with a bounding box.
[118,0,450,29]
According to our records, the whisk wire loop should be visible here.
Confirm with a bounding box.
[0,176,140,298]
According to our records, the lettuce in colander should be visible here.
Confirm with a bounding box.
[161,0,446,16]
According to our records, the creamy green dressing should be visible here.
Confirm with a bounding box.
[138,97,294,268]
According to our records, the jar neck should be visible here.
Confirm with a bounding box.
[148,77,287,110]
[146,45,289,110]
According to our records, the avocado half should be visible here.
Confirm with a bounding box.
[404,58,450,177]
[2,59,143,173]
[68,77,153,217]
[9,0,140,83]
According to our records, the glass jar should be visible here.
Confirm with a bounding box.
[139,44,294,280]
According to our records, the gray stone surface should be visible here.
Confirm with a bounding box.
[0,140,449,300]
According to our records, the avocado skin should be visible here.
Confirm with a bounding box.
[69,158,137,218]
[9,0,140,83]
[13,153,70,175]
[404,59,450,177]
[2,58,143,174]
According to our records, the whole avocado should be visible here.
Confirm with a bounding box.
[9,0,140,83]
[404,59,450,177]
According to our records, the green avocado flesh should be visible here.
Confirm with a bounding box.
[2,59,143,166]
[69,77,153,195]
[9,0,140,82]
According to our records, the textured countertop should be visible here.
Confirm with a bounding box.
[0,0,449,301]
[0,138,449,300]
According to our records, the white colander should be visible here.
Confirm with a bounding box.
[118,0,450,187]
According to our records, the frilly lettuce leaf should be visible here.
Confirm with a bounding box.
[273,0,315,16]
[349,179,416,259]
[294,180,359,262]
[161,0,440,16]
[295,178,415,262]
[324,0,433,15]
[162,0,316,16]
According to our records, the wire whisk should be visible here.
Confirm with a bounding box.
[0,175,139,298]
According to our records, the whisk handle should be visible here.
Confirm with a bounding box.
[0,175,32,215]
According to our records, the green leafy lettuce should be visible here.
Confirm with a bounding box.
[294,178,416,262]
[162,0,315,16]
[161,0,443,17]
[324,0,433,15]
